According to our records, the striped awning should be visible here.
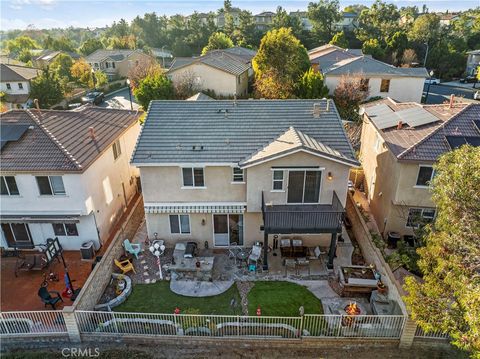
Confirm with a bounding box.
[0,214,80,223]
[145,204,246,214]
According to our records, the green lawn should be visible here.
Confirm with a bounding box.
[114,281,241,315]
[247,281,323,316]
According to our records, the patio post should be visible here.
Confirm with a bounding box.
[262,232,268,270]
[327,233,337,270]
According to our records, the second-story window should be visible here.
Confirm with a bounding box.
[52,223,78,236]
[36,176,66,195]
[112,62,116,68]
[18,83,24,90]
[1,176,19,195]
[416,166,435,187]
[105,62,109,68]
[380,79,390,92]
[112,139,122,160]
[182,168,204,187]
[232,167,244,182]
[6,83,11,90]
[272,170,284,191]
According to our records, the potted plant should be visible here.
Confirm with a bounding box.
[377,280,388,294]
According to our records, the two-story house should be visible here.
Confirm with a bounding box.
[254,11,275,30]
[308,45,428,103]
[359,98,479,239]
[167,47,255,97]
[466,49,480,77]
[85,49,155,81]
[0,106,141,251]
[0,63,40,110]
[132,99,359,269]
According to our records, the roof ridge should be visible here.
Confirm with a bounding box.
[397,103,472,159]
[25,109,83,169]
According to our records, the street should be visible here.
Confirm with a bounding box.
[423,83,478,104]
[100,87,140,110]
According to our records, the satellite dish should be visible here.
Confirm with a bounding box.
[358,107,365,116]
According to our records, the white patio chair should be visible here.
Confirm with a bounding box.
[248,244,262,266]
[228,242,240,264]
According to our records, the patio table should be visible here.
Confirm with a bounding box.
[236,250,249,267]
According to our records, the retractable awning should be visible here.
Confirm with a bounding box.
[144,203,246,214]
[0,214,80,223]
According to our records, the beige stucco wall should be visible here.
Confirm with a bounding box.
[325,75,424,103]
[246,151,351,212]
[168,63,248,97]
[360,117,435,237]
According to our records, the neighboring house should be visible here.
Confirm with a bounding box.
[216,8,241,28]
[132,99,359,269]
[31,50,81,68]
[437,12,460,27]
[85,49,155,80]
[0,63,40,110]
[254,11,275,30]
[334,12,358,31]
[309,45,428,103]
[0,106,141,250]
[290,11,312,31]
[359,97,479,239]
[466,50,480,76]
[150,47,174,68]
[167,47,256,97]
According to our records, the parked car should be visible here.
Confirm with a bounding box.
[474,91,480,101]
[425,78,440,85]
[460,76,477,84]
[81,91,104,105]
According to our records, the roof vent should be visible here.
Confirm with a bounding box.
[313,103,321,118]
[88,126,96,141]
[192,145,204,151]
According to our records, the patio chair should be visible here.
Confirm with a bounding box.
[228,242,240,263]
[123,239,142,259]
[248,244,262,266]
[38,287,63,309]
[114,258,136,274]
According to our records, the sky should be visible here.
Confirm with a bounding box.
[0,0,478,31]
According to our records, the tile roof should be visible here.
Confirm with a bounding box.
[86,49,138,62]
[325,56,428,78]
[241,126,358,167]
[132,99,358,166]
[308,44,362,68]
[0,106,140,172]
[361,98,474,161]
[168,48,252,76]
[0,64,40,82]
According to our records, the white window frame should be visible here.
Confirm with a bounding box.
[1,176,19,196]
[212,213,244,247]
[112,139,122,160]
[36,175,66,196]
[271,170,285,192]
[232,167,245,183]
[52,223,79,237]
[18,82,23,90]
[181,167,206,189]
[415,165,435,188]
[406,208,437,228]
[169,214,191,234]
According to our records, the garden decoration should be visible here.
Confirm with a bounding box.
[256,306,261,316]
[149,240,165,280]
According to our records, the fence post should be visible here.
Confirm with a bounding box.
[399,316,416,349]
[299,315,304,338]
[62,306,81,343]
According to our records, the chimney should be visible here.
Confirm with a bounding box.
[397,121,403,130]
[313,103,321,118]
[88,126,96,141]
[449,94,455,109]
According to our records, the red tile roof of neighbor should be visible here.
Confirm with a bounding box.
[0,106,140,172]
[362,98,479,162]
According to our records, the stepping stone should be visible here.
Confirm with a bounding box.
[143,266,149,270]
[144,278,150,284]
[141,260,146,264]
[151,279,156,283]
[143,272,149,276]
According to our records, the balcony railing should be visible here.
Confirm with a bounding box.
[261,191,344,234]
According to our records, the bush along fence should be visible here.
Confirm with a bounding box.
[0,309,448,344]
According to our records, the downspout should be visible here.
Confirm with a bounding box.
[90,210,102,251]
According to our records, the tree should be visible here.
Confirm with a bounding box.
[94,71,108,88]
[201,32,234,55]
[329,31,349,48]
[17,49,32,64]
[173,70,201,99]
[71,59,93,88]
[30,67,64,108]
[51,36,76,52]
[232,10,257,48]
[333,74,369,121]
[404,145,480,356]
[307,0,342,44]
[362,39,385,59]
[401,49,418,67]
[133,73,174,109]
[50,53,74,80]
[127,56,161,90]
[344,4,368,14]
[356,1,401,43]
[253,28,310,98]
[297,68,329,99]
[5,36,39,56]
[78,38,104,56]
[408,13,441,46]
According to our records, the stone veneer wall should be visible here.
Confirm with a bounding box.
[73,196,142,311]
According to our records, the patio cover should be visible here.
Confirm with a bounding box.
[0,214,80,223]
[144,203,246,214]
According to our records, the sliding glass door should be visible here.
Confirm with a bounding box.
[287,170,322,204]
[1,223,34,248]
[213,214,244,246]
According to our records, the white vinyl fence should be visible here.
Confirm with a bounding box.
[75,311,406,339]
[0,311,67,336]
[414,326,450,340]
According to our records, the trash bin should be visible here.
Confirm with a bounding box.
[387,232,401,249]
[80,241,95,260]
